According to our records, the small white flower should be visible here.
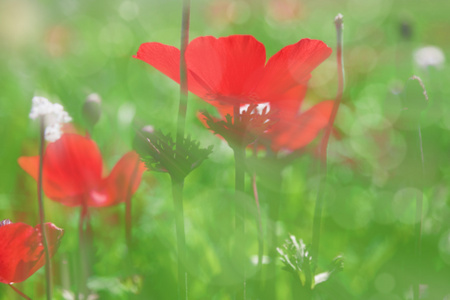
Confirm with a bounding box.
[414,46,445,69]
[29,96,72,142]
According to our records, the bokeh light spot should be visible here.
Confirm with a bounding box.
[119,1,139,21]
[392,187,428,224]
[439,230,450,265]
[374,273,395,293]
[99,22,134,57]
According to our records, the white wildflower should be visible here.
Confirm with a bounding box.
[414,46,445,69]
[29,96,72,142]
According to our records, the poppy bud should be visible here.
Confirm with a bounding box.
[133,125,156,158]
[82,93,102,128]
[400,21,413,41]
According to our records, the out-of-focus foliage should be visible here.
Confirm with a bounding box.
[1,0,450,299]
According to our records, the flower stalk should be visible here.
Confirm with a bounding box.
[409,75,428,300]
[251,172,263,275]
[265,169,282,298]
[172,0,191,298]
[9,284,31,300]
[38,118,53,300]
[232,104,247,299]
[413,124,424,300]
[78,205,90,300]
[171,175,187,300]
[311,13,344,277]
[125,160,142,250]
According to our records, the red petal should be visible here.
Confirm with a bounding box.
[270,85,308,121]
[133,42,181,84]
[19,134,103,206]
[272,100,334,151]
[26,223,64,278]
[0,222,63,284]
[18,156,39,182]
[134,36,267,106]
[186,35,266,104]
[43,134,103,204]
[256,39,332,102]
[18,157,80,204]
[133,41,214,104]
[88,151,146,207]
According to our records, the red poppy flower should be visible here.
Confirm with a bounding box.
[18,133,146,208]
[133,35,332,106]
[197,83,334,152]
[0,219,63,284]
[268,99,334,152]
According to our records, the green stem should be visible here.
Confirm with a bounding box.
[413,106,426,300]
[125,160,141,250]
[413,144,423,300]
[311,14,344,276]
[78,205,89,300]
[9,285,31,300]
[251,172,264,299]
[251,173,263,273]
[38,118,52,300]
[232,104,246,299]
[265,170,282,299]
[234,151,245,231]
[408,75,427,300]
[176,0,190,143]
[171,176,187,300]
[171,0,191,298]
[233,147,246,299]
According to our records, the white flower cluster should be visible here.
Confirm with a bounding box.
[414,46,445,70]
[29,96,72,142]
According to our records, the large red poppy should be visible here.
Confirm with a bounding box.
[18,133,146,207]
[133,35,332,106]
[0,220,63,284]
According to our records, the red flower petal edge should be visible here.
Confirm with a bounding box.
[89,151,147,207]
[134,35,331,106]
[18,133,146,207]
[0,220,64,284]
[271,100,334,152]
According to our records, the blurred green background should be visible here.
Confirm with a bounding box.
[1,0,450,299]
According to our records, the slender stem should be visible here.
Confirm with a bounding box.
[233,103,244,231]
[311,14,344,276]
[232,104,246,299]
[233,147,246,299]
[232,102,244,214]
[171,0,191,298]
[252,173,263,273]
[413,126,425,300]
[38,118,52,300]
[176,0,191,143]
[125,160,141,250]
[409,75,427,300]
[265,169,282,299]
[251,172,264,299]
[9,284,31,300]
[171,176,187,300]
[78,205,89,300]
[413,125,424,300]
